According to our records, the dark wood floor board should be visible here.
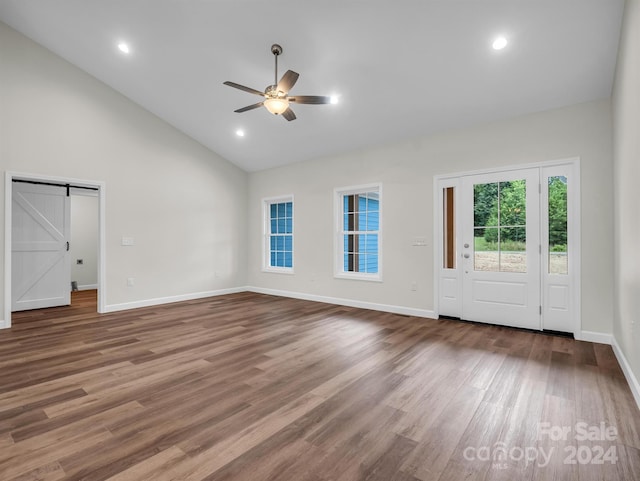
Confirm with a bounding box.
[399,382,486,481]
[104,445,189,481]
[303,370,409,451]
[531,394,578,481]
[391,368,476,443]
[596,371,640,449]
[311,406,408,481]
[1,426,114,480]
[0,291,638,480]
[437,400,514,481]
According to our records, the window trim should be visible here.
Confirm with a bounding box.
[334,183,382,282]
[262,194,295,274]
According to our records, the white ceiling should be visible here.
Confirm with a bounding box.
[0,1,625,172]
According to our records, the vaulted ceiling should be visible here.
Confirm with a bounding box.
[0,1,625,172]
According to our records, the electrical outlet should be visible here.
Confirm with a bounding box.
[127,277,135,287]
[411,281,417,291]
[121,237,135,246]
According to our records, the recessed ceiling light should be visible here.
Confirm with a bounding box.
[118,43,130,54]
[235,129,245,137]
[492,36,508,50]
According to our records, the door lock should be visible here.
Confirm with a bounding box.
[463,253,470,258]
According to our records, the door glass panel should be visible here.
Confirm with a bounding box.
[499,180,526,225]
[443,187,456,269]
[474,183,499,227]
[473,180,527,273]
[499,227,526,273]
[548,176,568,275]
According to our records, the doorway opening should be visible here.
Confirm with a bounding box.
[3,172,106,328]
[434,159,580,335]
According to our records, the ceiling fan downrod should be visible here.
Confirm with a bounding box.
[271,44,283,89]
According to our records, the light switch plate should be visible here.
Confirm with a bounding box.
[121,237,135,246]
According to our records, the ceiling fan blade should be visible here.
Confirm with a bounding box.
[289,95,331,105]
[277,70,299,93]
[234,102,264,113]
[282,107,297,121]
[223,81,265,97]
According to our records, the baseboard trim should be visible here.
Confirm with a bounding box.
[247,286,437,319]
[612,336,640,411]
[103,287,247,313]
[576,330,612,345]
[77,284,98,291]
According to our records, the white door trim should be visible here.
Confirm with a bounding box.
[433,157,581,335]
[3,171,107,328]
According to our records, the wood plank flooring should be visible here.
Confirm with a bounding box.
[0,290,639,480]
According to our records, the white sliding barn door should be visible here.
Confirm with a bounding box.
[12,182,71,311]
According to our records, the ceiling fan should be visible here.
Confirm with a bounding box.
[223,44,331,121]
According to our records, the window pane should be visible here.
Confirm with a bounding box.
[474,227,499,272]
[364,234,378,253]
[549,176,568,275]
[443,187,455,269]
[499,180,526,226]
[340,188,379,274]
[474,182,499,227]
[266,199,293,270]
[366,254,378,273]
[344,234,359,272]
[500,227,526,273]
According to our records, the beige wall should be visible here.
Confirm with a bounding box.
[248,99,614,335]
[0,22,247,320]
[612,0,640,390]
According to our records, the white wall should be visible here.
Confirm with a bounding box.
[612,0,640,394]
[70,193,98,289]
[248,99,614,335]
[0,22,247,320]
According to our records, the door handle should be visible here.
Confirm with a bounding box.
[66,241,69,251]
[463,253,470,258]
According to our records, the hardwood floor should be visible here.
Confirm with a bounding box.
[0,291,638,480]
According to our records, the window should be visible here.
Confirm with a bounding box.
[548,175,568,275]
[335,184,381,280]
[264,196,293,272]
[443,186,456,269]
[473,180,527,273]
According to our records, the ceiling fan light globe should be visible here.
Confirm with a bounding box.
[264,97,289,115]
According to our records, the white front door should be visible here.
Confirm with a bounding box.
[460,168,541,329]
[12,182,71,311]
